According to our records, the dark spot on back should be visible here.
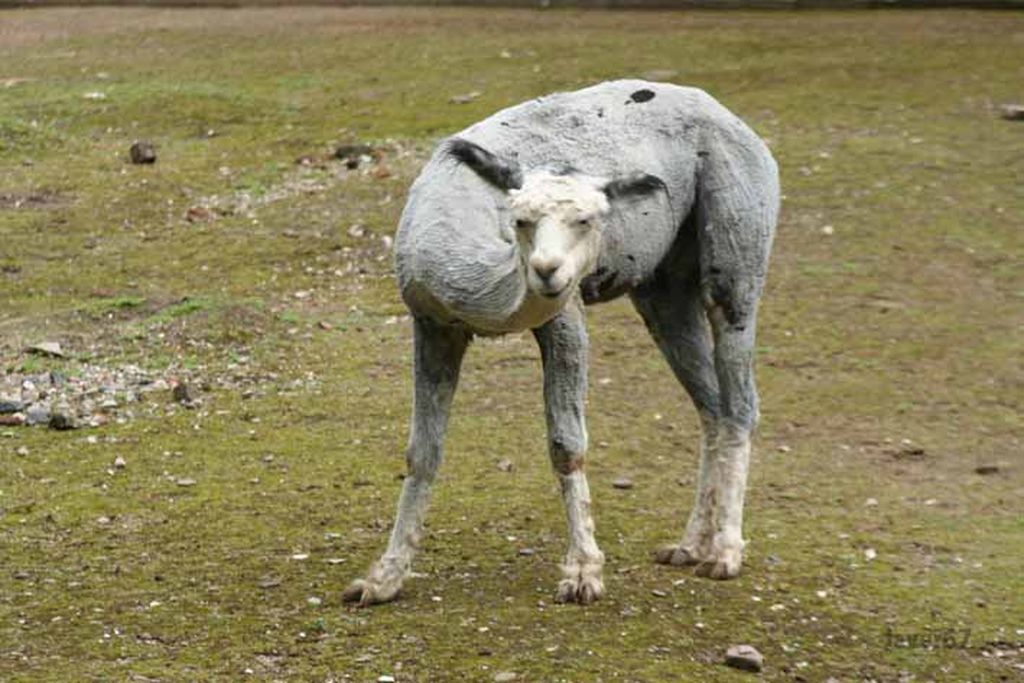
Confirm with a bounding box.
[629,89,656,104]
[596,107,605,118]
[697,150,710,157]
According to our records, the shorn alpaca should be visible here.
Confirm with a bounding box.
[344,80,779,606]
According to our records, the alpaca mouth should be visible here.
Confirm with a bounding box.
[540,286,566,299]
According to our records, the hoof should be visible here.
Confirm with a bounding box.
[555,575,604,605]
[653,544,702,567]
[554,560,605,605]
[694,544,743,580]
[341,576,402,607]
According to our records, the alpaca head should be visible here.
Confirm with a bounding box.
[449,139,666,299]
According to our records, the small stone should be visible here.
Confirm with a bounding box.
[258,577,281,589]
[291,553,309,561]
[612,477,634,490]
[13,570,30,580]
[317,320,333,331]
[130,141,157,164]
[864,497,879,507]
[27,341,63,357]
[776,444,791,453]
[864,547,877,561]
[494,673,518,682]
[347,224,366,238]
[641,69,679,81]
[175,478,196,487]
[334,143,374,160]
[172,383,198,405]
[821,225,835,235]
[651,589,668,597]
[0,413,26,426]
[48,411,77,431]
[113,456,127,469]
[450,90,482,105]
[974,464,1000,475]
[517,547,535,557]
[15,446,29,456]
[724,644,764,672]
[307,596,322,606]
[185,206,214,223]
[1000,104,1024,121]
[377,676,396,683]
[496,458,514,472]
[0,398,24,414]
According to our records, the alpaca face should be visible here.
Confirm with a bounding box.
[509,172,608,299]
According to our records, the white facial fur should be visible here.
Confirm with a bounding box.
[508,172,608,299]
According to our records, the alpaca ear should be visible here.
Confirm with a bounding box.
[600,173,667,201]
[448,138,524,191]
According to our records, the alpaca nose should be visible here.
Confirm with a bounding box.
[530,254,563,282]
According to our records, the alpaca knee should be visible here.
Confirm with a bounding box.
[405,443,442,482]
[549,436,586,475]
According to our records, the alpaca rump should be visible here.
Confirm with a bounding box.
[346,80,779,606]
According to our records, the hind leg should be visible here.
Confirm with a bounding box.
[690,304,758,580]
[689,145,777,579]
[632,264,722,570]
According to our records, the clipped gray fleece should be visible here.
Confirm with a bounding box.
[395,79,779,334]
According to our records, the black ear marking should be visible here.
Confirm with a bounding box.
[602,173,668,201]
[448,138,523,191]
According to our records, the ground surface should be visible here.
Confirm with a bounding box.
[1,7,1022,682]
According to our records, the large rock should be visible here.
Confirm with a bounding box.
[724,644,764,673]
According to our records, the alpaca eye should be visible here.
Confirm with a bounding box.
[578,218,590,227]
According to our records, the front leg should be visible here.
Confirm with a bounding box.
[533,298,605,605]
[343,317,469,606]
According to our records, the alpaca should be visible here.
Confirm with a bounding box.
[344,80,779,606]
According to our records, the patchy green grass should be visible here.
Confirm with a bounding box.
[1,7,1022,682]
